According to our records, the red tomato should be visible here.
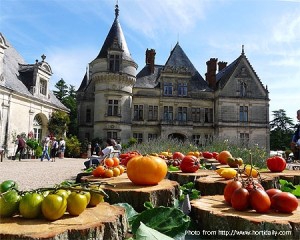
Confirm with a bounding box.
[223,180,242,205]
[249,189,271,213]
[231,188,250,211]
[212,152,219,159]
[202,151,213,159]
[271,192,298,213]
[172,152,185,160]
[180,155,199,173]
[245,181,264,193]
[266,156,286,172]
[266,188,282,200]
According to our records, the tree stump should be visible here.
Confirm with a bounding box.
[190,195,300,240]
[167,169,213,185]
[81,174,180,212]
[0,202,127,240]
[259,170,300,186]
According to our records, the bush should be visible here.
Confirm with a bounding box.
[65,136,81,158]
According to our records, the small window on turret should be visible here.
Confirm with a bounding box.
[109,54,120,72]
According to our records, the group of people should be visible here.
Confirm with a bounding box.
[40,136,66,162]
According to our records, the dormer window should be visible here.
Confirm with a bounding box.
[40,79,47,95]
[109,54,120,72]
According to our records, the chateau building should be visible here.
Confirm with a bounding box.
[0,33,68,157]
[77,5,270,150]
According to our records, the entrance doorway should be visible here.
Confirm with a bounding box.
[168,133,186,142]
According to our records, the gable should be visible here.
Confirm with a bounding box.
[217,57,268,99]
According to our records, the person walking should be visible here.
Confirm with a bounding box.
[291,109,300,160]
[41,135,51,161]
[14,135,25,161]
[50,137,58,162]
[58,138,66,159]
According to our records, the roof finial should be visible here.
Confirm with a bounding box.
[242,45,245,55]
[115,0,119,18]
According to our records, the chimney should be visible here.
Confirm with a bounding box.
[218,61,227,72]
[205,58,218,90]
[146,48,156,74]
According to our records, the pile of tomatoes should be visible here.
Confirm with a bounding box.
[0,180,106,221]
[224,178,298,214]
[92,157,125,178]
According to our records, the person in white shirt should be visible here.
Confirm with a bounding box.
[59,138,66,159]
[84,138,115,169]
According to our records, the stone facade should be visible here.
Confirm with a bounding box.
[77,5,270,151]
[0,33,68,157]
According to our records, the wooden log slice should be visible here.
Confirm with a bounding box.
[0,202,127,240]
[167,169,213,185]
[260,170,300,186]
[81,174,180,212]
[190,195,300,240]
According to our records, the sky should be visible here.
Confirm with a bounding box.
[1,0,300,122]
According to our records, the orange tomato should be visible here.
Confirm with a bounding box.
[217,151,232,164]
[104,169,114,178]
[117,165,125,174]
[126,155,167,185]
[92,165,105,177]
[112,167,121,177]
[112,157,120,167]
[104,158,114,167]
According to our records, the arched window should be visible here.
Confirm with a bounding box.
[33,115,43,142]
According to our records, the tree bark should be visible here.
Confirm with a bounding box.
[0,203,127,240]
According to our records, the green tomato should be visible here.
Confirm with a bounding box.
[0,189,21,217]
[67,192,87,216]
[19,192,44,219]
[41,194,67,221]
[0,180,18,193]
[88,186,104,207]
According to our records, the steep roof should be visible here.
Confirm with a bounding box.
[164,43,210,90]
[94,5,133,62]
[0,33,68,111]
[135,65,163,88]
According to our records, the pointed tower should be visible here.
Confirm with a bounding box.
[77,3,137,142]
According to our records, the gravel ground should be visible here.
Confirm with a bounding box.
[0,157,86,190]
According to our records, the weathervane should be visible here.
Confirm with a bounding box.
[115,0,119,18]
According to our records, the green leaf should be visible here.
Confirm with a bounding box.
[291,185,300,197]
[144,201,154,209]
[135,222,173,240]
[131,206,190,238]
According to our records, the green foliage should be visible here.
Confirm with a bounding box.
[279,179,300,197]
[47,111,70,137]
[179,182,200,202]
[270,109,295,151]
[80,138,90,154]
[35,145,43,158]
[65,135,81,158]
[26,139,39,150]
[53,79,78,137]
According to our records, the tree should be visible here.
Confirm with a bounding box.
[53,78,68,101]
[48,111,70,138]
[53,80,78,137]
[270,109,294,150]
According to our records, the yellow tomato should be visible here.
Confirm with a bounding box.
[244,165,259,177]
[67,192,87,216]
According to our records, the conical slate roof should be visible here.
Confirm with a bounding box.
[94,5,133,62]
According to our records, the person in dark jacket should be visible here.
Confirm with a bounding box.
[15,135,25,161]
